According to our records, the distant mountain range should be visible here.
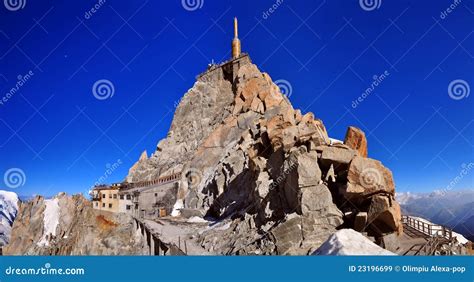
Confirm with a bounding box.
[0,190,19,246]
[396,190,474,242]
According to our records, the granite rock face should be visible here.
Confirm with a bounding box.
[344,126,368,157]
[123,57,402,254]
[4,193,147,255]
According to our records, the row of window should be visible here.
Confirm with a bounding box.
[93,202,132,210]
[94,202,113,209]
[100,193,131,200]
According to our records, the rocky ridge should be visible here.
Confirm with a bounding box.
[127,56,403,254]
[4,193,147,255]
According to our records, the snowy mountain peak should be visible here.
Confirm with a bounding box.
[0,190,19,246]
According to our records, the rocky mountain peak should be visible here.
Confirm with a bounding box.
[124,54,403,254]
[5,53,403,255]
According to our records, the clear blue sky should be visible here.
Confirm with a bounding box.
[0,0,472,197]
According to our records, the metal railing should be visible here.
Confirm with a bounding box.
[402,215,453,241]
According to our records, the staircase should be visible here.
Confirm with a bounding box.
[401,215,454,256]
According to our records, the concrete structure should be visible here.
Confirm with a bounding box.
[118,192,133,214]
[92,173,181,219]
[119,175,180,219]
[91,185,120,213]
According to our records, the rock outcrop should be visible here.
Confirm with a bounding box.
[124,55,402,254]
[4,193,147,255]
[344,126,368,157]
[6,55,402,255]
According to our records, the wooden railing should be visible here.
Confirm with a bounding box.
[120,172,182,191]
[402,215,453,241]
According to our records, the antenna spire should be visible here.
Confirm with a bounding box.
[231,17,241,59]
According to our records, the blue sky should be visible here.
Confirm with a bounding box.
[0,0,472,197]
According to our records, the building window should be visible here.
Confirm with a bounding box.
[109,203,113,208]
[113,194,117,199]
[126,205,131,210]
[95,202,98,207]
[155,193,158,197]
[126,195,131,200]
[120,195,124,200]
[102,194,105,199]
[109,194,112,199]
[102,203,105,208]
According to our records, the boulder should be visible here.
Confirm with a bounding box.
[344,126,368,157]
[271,215,303,255]
[295,150,321,188]
[346,156,395,198]
[297,114,330,145]
[300,184,334,214]
[367,195,403,235]
[319,145,357,167]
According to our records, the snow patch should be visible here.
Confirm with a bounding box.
[329,138,343,145]
[37,198,60,247]
[313,229,396,256]
[171,199,184,217]
[187,216,208,223]
[0,190,19,245]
